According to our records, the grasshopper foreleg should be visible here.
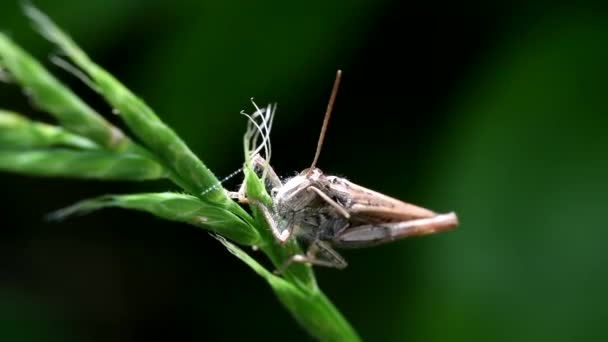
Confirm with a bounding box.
[228,154,294,243]
[227,153,283,203]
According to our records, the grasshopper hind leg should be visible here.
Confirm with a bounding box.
[276,240,348,274]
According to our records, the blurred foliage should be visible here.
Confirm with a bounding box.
[1,0,608,341]
[412,12,608,341]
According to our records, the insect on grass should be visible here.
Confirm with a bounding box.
[234,70,458,271]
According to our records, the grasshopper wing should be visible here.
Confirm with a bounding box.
[335,212,458,248]
[328,177,437,220]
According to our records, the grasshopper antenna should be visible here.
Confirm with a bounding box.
[310,69,342,171]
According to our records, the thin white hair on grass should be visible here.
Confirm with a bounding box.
[244,100,268,159]
[240,111,261,152]
[240,99,276,163]
[200,100,276,197]
[50,54,99,92]
[241,100,276,182]
[251,101,275,163]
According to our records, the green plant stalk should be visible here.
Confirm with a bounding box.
[0,149,166,180]
[0,33,127,150]
[24,6,252,226]
[217,236,360,342]
[44,170,357,340]
[43,165,360,341]
[0,110,98,149]
[230,129,359,341]
[24,6,226,203]
[49,192,260,246]
[241,164,317,289]
[0,6,360,341]
[0,39,184,186]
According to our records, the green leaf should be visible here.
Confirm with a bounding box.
[51,192,260,246]
[242,163,317,290]
[0,33,127,150]
[216,236,360,342]
[0,110,98,149]
[24,5,227,204]
[0,7,361,342]
[0,148,166,180]
[237,115,317,289]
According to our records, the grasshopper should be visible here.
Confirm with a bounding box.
[234,70,458,270]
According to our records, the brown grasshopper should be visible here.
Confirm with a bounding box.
[235,70,458,270]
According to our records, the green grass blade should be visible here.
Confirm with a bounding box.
[242,164,317,290]
[0,33,127,150]
[239,120,317,289]
[216,236,361,342]
[0,110,98,149]
[24,6,226,202]
[235,124,361,341]
[50,192,260,246]
[0,148,166,180]
[0,8,360,342]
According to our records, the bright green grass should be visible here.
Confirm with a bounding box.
[0,5,359,341]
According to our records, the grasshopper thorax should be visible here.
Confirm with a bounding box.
[301,167,324,179]
[273,167,327,214]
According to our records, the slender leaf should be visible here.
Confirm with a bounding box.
[0,148,166,180]
[0,110,98,149]
[0,7,361,342]
[0,33,127,150]
[236,135,359,340]
[50,192,260,246]
[243,163,317,290]
[216,236,361,342]
[24,6,226,203]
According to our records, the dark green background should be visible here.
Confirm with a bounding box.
[1,1,607,341]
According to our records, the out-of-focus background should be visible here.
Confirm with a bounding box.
[1,0,607,341]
